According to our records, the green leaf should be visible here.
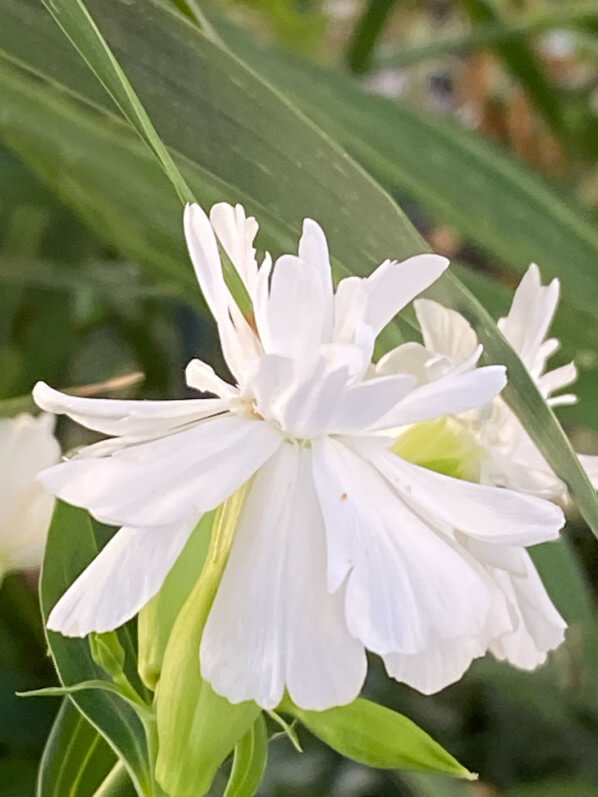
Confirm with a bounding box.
[39,502,152,796]
[281,697,476,779]
[223,715,268,797]
[40,0,193,204]
[1,0,597,541]
[20,680,152,722]
[37,699,116,797]
[208,13,598,323]
[156,492,259,797]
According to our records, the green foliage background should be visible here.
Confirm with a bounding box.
[0,0,597,795]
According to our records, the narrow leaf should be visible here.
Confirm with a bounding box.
[37,699,116,797]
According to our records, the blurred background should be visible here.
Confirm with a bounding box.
[1,0,597,795]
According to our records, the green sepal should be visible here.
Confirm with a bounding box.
[280,696,476,779]
[155,488,260,796]
[138,512,213,690]
[224,714,268,797]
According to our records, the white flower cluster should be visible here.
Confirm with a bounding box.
[31,203,595,710]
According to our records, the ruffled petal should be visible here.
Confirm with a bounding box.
[364,254,449,336]
[47,516,199,636]
[579,454,598,489]
[201,443,366,710]
[498,264,560,374]
[373,366,506,429]
[414,299,479,366]
[33,381,228,438]
[257,254,332,367]
[39,415,282,527]
[185,359,238,398]
[362,443,565,546]
[384,634,486,695]
[312,437,491,656]
[489,550,566,669]
[209,203,259,298]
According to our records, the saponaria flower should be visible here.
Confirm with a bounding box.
[33,203,565,708]
[0,413,60,582]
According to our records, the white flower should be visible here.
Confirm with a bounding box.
[33,204,564,708]
[381,263,598,674]
[395,263,598,499]
[0,413,60,581]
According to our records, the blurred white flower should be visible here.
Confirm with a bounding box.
[34,205,564,708]
[0,413,60,582]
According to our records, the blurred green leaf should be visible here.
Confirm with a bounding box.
[37,699,116,797]
[505,779,598,797]
[281,697,476,778]
[346,0,399,74]
[40,502,152,796]
[379,4,598,68]
[223,715,268,797]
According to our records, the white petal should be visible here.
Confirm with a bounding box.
[281,360,349,439]
[364,254,449,336]
[209,203,259,298]
[257,254,331,366]
[47,517,198,636]
[489,550,566,669]
[39,415,282,527]
[537,362,577,399]
[201,443,366,710]
[250,354,295,424]
[184,203,229,324]
[498,264,560,373]
[414,299,479,366]
[328,374,416,434]
[185,359,238,398]
[374,366,506,429]
[33,381,228,438]
[333,276,368,343]
[578,454,598,489]
[312,437,491,655]
[384,634,486,695]
[184,203,258,381]
[375,342,432,382]
[298,219,334,339]
[364,445,565,546]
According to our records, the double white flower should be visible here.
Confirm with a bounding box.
[34,204,565,709]
[0,413,59,582]
[395,264,598,500]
